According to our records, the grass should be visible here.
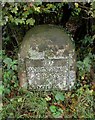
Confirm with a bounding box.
[1,84,95,119]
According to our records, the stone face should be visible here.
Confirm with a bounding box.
[18,25,76,91]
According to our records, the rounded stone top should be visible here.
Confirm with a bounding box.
[19,24,75,60]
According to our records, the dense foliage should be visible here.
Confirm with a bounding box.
[1,1,95,119]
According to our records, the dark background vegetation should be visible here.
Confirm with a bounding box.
[1,1,95,119]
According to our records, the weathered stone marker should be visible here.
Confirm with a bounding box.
[18,25,76,91]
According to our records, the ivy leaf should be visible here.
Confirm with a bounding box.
[14,18,25,25]
[26,18,35,25]
[75,3,78,8]
[55,92,64,101]
[11,6,18,14]
[22,11,30,18]
[92,1,95,10]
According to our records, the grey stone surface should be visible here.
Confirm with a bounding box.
[18,24,76,91]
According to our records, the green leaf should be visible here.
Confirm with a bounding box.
[4,88,11,94]
[50,105,56,113]
[0,85,4,94]
[18,97,22,102]
[11,6,18,14]
[58,108,63,113]
[22,11,29,18]
[12,65,17,71]
[45,95,51,101]
[12,60,18,65]
[14,18,25,25]
[3,58,12,65]
[14,83,18,88]
[92,1,95,10]
[55,92,64,101]
[83,57,90,65]
[12,75,17,81]
[53,111,61,118]
[26,18,35,25]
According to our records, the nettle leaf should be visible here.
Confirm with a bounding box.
[55,92,64,101]
[83,57,90,65]
[26,18,35,25]
[77,61,83,67]
[50,105,56,113]
[83,57,91,71]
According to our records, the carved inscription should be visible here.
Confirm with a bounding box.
[25,58,73,91]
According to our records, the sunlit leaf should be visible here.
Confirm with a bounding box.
[75,3,78,8]
[26,18,35,25]
[50,105,56,113]
[55,92,64,101]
